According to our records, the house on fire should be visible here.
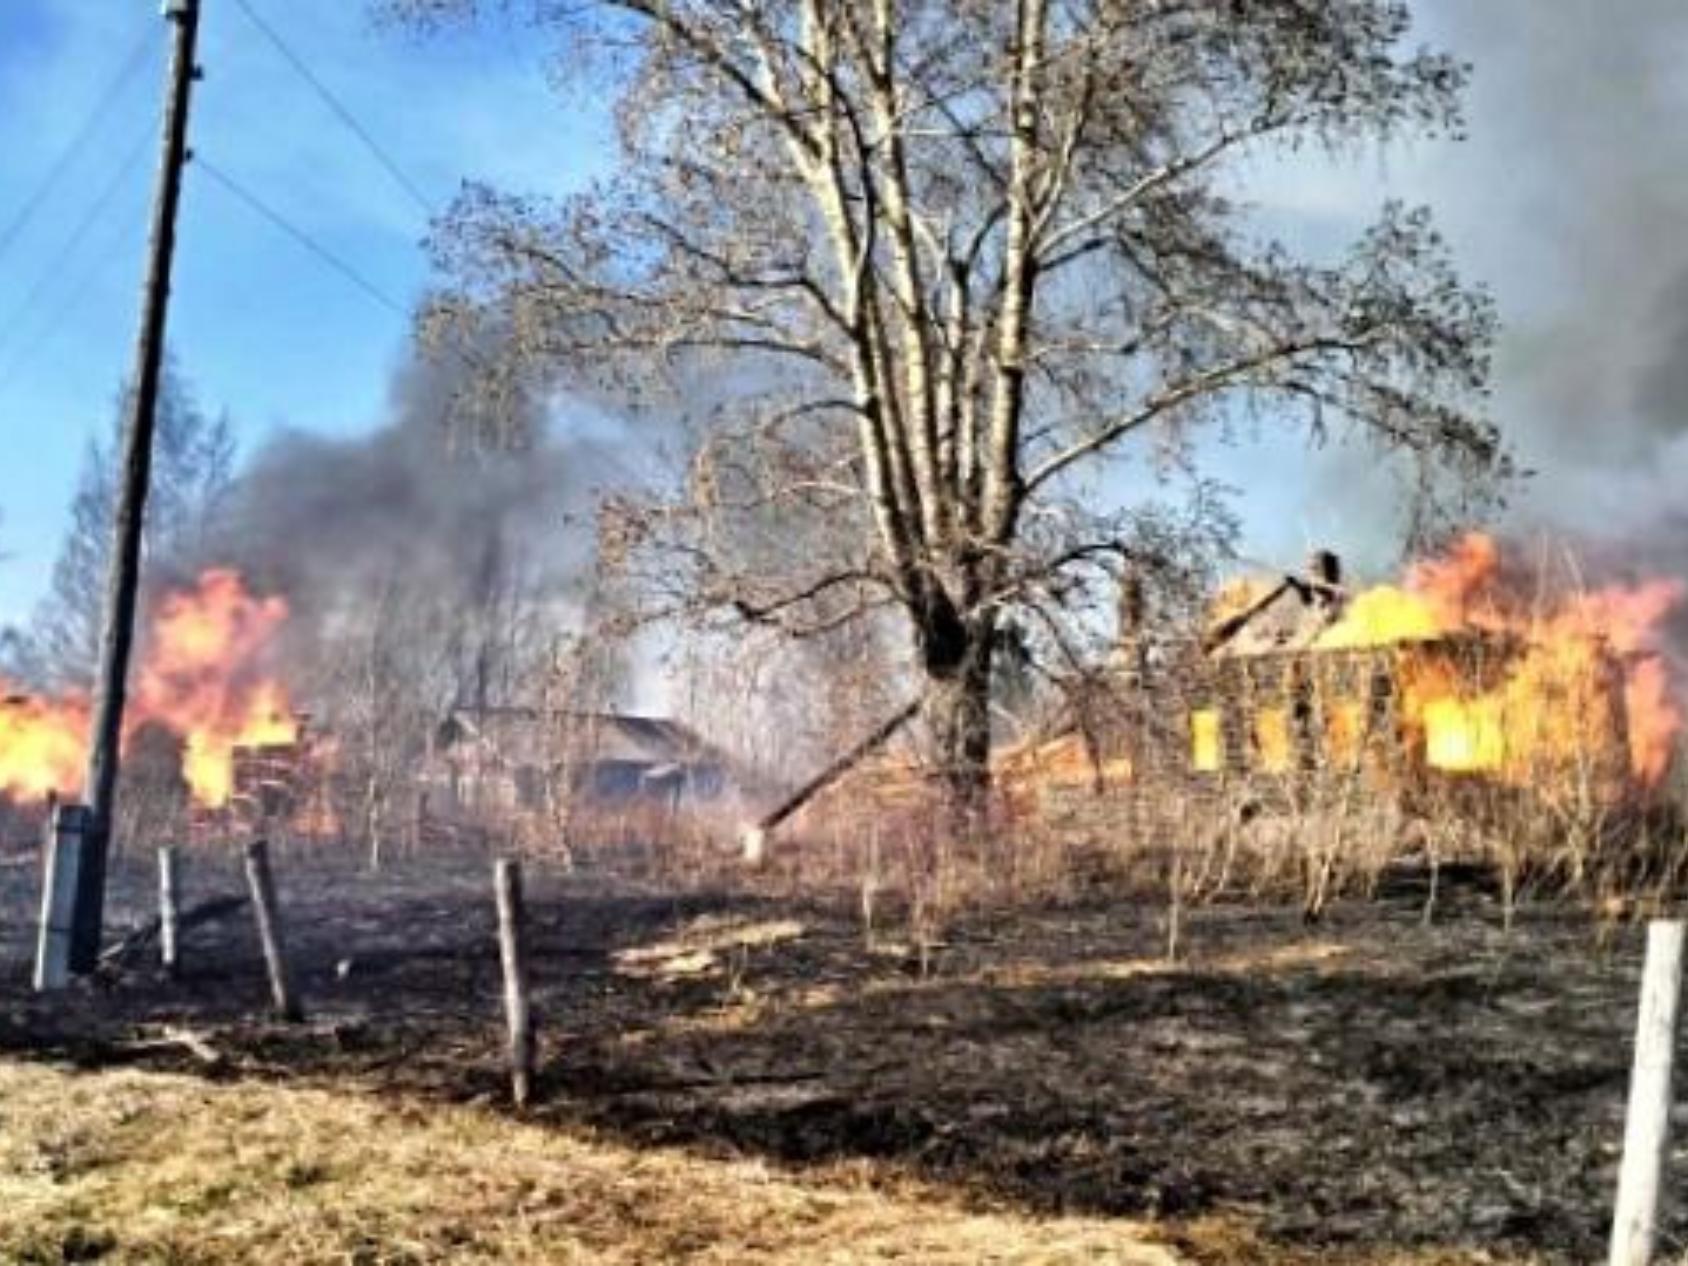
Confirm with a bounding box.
[422,707,758,828]
[997,548,1642,819]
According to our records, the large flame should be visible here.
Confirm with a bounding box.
[1315,533,1683,788]
[0,569,296,807]
[0,690,88,801]
[131,569,297,805]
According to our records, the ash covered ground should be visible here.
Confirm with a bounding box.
[0,842,1666,1263]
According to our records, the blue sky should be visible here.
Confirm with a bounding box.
[0,0,608,620]
[2,0,1684,625]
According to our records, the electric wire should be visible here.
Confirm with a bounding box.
[0,188,147,396]
[228,0,437,219]
[195,155,409,317]
[0,8,439,408]
[0,22,157,268]
[0,124,156,375]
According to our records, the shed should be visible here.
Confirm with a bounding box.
[427,707,748,824]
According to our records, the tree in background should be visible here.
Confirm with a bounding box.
[26,356,235,690]
[388,0,1510,810]
[0,511,30,681]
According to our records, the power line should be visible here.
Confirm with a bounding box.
[195,155,409,317]
[0,125,156,370]
[0,22,157,268]
[0,190,147,397]
[229,0,437,219]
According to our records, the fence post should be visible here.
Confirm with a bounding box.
[242,839,303,1022]
[495,857,535,1108]
[1610,919,1686,1266]
[740,826,767,868]
[35,803,91,992]
[158,846,180,977]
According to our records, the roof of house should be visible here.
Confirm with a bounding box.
[1201,572,1347,658]
[438,708,728,769]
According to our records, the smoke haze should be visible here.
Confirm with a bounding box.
[1214,0,1688,578]
[198,340,626,702]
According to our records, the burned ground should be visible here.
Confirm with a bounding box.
[0,845,1665,1263]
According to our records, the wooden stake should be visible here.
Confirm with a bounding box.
[1610,919,1685,1266]
[750,699,921,842]
[495,858,535,1108]
[158,846,180,977]
[242,839,303,1022]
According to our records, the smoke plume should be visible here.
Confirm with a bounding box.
[1229,1,1688,589]
[198,339,627,706]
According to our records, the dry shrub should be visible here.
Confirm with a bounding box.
[724,733,1688,964]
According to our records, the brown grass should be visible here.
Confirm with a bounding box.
[0,1058,1545,1266]
[0,1060,1185,1265]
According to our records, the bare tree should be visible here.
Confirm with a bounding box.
[310,576,459,867]
[27,356,236,689]
[526,611,631,857]
[0,511,31,681]
[385,0,1509,808]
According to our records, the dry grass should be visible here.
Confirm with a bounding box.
[0,1058,1544,1266]
[0,854,1618,1264]
[0,1060,1183,1265]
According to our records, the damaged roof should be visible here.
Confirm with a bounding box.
[1202,572,1347,658]
[438,707,728,768]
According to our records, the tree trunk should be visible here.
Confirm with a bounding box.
[918,601,996,825]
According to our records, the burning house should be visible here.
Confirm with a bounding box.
[0,565,766,854]
[1002,533,1682,835]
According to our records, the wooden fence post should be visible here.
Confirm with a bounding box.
[740,826,767,868]
[158,846,180,977]
[1610,919,1686,1266]
[35,804,91,992]
[495,857,535,1108]
[242,839,303,1022]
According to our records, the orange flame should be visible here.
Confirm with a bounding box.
[0,569,297,808]
[0,689,88,801]
[132,569,297,805]
[1317,534,1683,788]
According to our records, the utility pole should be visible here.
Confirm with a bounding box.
[68,0,203,975]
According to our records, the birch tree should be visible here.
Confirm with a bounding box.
[28,359,236,690]
[387,0,1508,806]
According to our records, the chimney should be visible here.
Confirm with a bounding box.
[1307,549,1342,589]
[1306,548,1344,617]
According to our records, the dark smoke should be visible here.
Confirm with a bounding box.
[1432,0,1688,464]
[199,338,627,703]
[1243,0,1688,569]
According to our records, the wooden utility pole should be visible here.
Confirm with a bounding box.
[741,698,921,864]
[70,0,202,974]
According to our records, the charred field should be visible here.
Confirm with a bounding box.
[0,843,1666,1264]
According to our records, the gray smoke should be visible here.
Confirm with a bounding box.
[1433,0,1688,466]
[1229,1,1688,575]
[199,340,627,706]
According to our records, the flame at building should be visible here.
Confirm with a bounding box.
[1313,533,1682,788]
[987,532,1687,830]
[0,569,297,808]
